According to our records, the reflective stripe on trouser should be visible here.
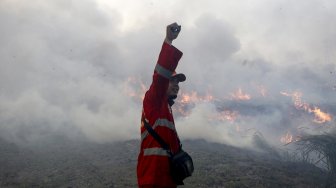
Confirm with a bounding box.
[141,118,175,142]
[143,148,170,156]
[155,64,173,79]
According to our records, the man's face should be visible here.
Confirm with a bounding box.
[167,79,179,99]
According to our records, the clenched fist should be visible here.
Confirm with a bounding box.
[165,22,181,45]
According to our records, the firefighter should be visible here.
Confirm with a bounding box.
[137,22,185,188]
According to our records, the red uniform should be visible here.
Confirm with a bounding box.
[137,42,183,187]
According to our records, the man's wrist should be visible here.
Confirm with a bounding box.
[164,38,172,45]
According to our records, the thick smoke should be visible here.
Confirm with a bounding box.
[0,0,140,143]
[0,0,335,147]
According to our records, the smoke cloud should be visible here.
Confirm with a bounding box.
[0,0,335,147]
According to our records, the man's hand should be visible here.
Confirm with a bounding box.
[165,22,181,45]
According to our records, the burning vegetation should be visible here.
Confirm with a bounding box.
[280,91,332,124]
[124,77,334,147]
[230,88,251,101]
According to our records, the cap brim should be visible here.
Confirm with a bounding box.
[170,73,186,82]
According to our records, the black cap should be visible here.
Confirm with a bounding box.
[170,72,186,82]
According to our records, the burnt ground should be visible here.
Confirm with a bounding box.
[0,137,331,188]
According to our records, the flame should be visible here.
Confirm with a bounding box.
[231,88,251,101]
[173,90,215,117]
[280,132,302,145]
[281,91,332,123]
[180,92,195,104]
[280,91,291,97]
[179,91,214,104]
[175,91,244,123]
[311,107,332,123]
[175,90,241,122]
[280,132,294,144]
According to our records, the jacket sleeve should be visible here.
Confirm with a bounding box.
[143,42,183,123]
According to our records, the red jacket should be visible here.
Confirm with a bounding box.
[137,42,183,187]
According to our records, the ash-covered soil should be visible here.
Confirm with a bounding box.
[0,136,329,188]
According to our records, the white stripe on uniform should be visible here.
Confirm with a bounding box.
[143,147,170,156]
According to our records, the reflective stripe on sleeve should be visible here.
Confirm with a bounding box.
[141,118,176,142]
[155,64,173,79]
[143,148,170,157]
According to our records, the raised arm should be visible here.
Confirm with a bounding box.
[144,23,183,113]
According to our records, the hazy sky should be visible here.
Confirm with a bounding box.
[1,0,335,147]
